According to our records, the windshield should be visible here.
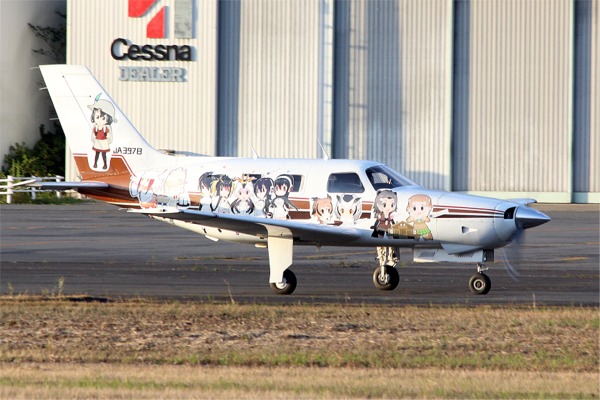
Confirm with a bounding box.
[365,165,417,190]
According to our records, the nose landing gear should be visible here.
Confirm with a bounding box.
[469,263,491,295]
[372,246,400,291]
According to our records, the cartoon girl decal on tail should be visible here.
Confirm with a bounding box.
[88,93,117,170]
[406,194,433,240]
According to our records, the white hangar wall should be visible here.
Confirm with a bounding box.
[0,0,66,165]
[63,0,597,202]
[452,0,598,202]
[332,0,454,191]
[454,0,573,202]
[218,0,325,159]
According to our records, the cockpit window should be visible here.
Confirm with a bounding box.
[365,165,417,190]
[327,173,365,193]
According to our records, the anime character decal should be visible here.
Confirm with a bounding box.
[371,190,435,241]
[405,194,433,240]
[231,175,255,215]
[270,175,298,220]
[371,190,398,237]
[211,175,233,214]
[88,93,116,170]
[130,168,190,209]
[161,168,190,207]
[311,196,334,224]
[198,172,217,211]
[253,177,274,217]
[335,194,362,226]
[129,173,158,209]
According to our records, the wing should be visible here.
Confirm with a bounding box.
[134,208,366,246]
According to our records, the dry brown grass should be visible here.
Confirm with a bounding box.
[0,298,598,398]
[1,364,598,399]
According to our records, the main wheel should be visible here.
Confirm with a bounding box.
[270,269,297,295]
[469,273,491,295]
[372,266,400,291]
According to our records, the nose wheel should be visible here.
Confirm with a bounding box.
[372,246,400,291]
[469,264,491,295]
[373,266,400,290]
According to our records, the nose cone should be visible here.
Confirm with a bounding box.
[515,206,551,229]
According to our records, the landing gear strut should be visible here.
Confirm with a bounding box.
[469,263,491,295]
[372,246,400,291]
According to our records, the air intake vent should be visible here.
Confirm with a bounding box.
[504,207,516,219]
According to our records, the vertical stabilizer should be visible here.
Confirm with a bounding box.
[39,64,168,180]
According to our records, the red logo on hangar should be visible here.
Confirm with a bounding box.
[112,0,195,62]
[128,0,193,39]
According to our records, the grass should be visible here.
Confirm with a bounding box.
[0,192,89,205]
[1,365,598,399]
[0,298,598,398]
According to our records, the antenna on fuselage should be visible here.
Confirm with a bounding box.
[317,140,330,160]
[250,145,259,159]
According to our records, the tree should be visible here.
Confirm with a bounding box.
[2,123,65,177]
[28,11,66,63]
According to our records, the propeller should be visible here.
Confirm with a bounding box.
[498,228,524,282]
[499,206,550,282]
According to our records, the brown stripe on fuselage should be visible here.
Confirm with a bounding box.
[74,154,135,204]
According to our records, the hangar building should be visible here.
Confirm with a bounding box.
[2,0,598,203]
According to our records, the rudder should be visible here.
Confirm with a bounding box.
[39,64,166,179]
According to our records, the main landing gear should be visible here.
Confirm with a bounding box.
[270,269,297,295]
[469,263,491,295]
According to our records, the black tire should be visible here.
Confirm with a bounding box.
[269,269,297,295]
[469,273,491,295]
[372,266,400,291]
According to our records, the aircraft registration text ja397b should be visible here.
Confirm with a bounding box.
[33,64,550,295]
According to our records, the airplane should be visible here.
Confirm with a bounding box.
[33,64,551,296]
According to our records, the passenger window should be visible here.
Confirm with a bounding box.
[327,173,365,193]
[290,175,303,192]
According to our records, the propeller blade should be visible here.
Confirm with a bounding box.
[499,228,524,282]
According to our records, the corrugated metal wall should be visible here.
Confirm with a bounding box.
[67,0,218,156]
[454,0,573,201]
[217,0,335,159]
[573,0,599,202]
[64,0,598,202]
[333,0,453,190]
[234,0,321,159]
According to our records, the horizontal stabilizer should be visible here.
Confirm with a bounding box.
[29,181,110,190]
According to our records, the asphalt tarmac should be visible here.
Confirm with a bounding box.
[1,202,598,306]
